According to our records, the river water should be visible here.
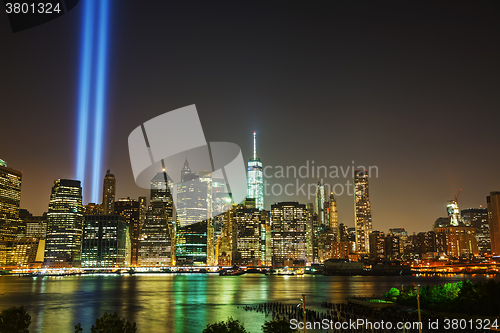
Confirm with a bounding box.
[0,273,497,332]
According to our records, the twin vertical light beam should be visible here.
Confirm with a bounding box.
[75,0,110,204]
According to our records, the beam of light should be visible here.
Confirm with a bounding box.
[75,0,95,197]
[91,0,110,203]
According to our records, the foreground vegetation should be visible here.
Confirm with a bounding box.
[0,306,136,333]
[384,279,500,316]
[203,318,296,333]
[0,306,294,333]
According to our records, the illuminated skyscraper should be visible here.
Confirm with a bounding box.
[328,192,339,239]
[176,160,208,228]
[138,172,174,266]
[102,170,115,214]
[462,208,490,254]
[271,202,307,266]
[0,160,22,242]
[487,192,500,255]
[114,198,140,265]
[81,215,128,268]
[315,182,325,225]
[233,202,268,266]
[138,196,147,231]
[447,200,460,226]
[0,160,22,265]
[247,132,264,210]
[354,170,373,255]
[44,179,84,268]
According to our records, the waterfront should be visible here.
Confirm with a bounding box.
[0,274,498,333]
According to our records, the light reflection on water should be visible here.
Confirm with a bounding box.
[0,274,497,333]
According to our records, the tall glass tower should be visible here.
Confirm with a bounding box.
[354,170,373,255]
[247,132,264,210]
[44,179,84,268]
[101,170,115,214]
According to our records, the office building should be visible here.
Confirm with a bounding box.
[44,179,84,268]
[328,192,339,239]
[176,159,208,228]
[434,226,479,258]
[102,170,116,214]
[315,182,325,225]
[271,202,307,266]
[138,172,174,266]
[114,198,140,265]
[354,170,373,255]
[81,215,128,268]
[462,208,490,254]
[175,220,207,266]
[25,213,47,239]
[232,203,268,266]
[369,231,385,259]
[487,192,500,255]
[83,203,102,215]
[247,132,264,210]
[10,237,45,267]
[0,160,22,242]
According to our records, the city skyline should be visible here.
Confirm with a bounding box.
[3,149,497,238]
[1,1,500,234]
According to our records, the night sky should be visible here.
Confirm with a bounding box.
[1,1,500,234]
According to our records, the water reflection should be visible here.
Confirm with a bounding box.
[0,274,497,333]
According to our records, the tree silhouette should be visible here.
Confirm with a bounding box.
[262,319,297,333]
[0,305,31,333]
[203,317,247,333]
[74,312,136,333]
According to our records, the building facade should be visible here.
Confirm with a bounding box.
[138,172,174,266]
[114,198,140,265]
[176,159,208,228]
[0,160,22,242]
[44,179,84,268]
[462,208,490,254]
[434,226,479,258]
[232,203,268,265]
[101,170,116,215]
[81,215,128,267]
[487,192,500,255]
[247,132,264,210]
[354,170,373,255]
[271,202,307,266]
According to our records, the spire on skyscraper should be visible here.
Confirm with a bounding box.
[253,131,257,160]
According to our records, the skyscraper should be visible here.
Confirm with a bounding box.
[315,182,325,225]
[462,208,490,254]
[138,196,147,230]
[138,172,174,266]
[487,192,500,255]
[44,179,84,268]
[233,202,267,265]
[447,200,461,226]
[114,198,140,265]
[247,132,264,210]
[433,226,478,257]
[328,192,339,239]
[354,170,373,255]
[369,231,385,259]
[102,170,116,214]
[271,201,308,266]
[176,160,209,228]
[81,215,128,268]
[0,160,22,243]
